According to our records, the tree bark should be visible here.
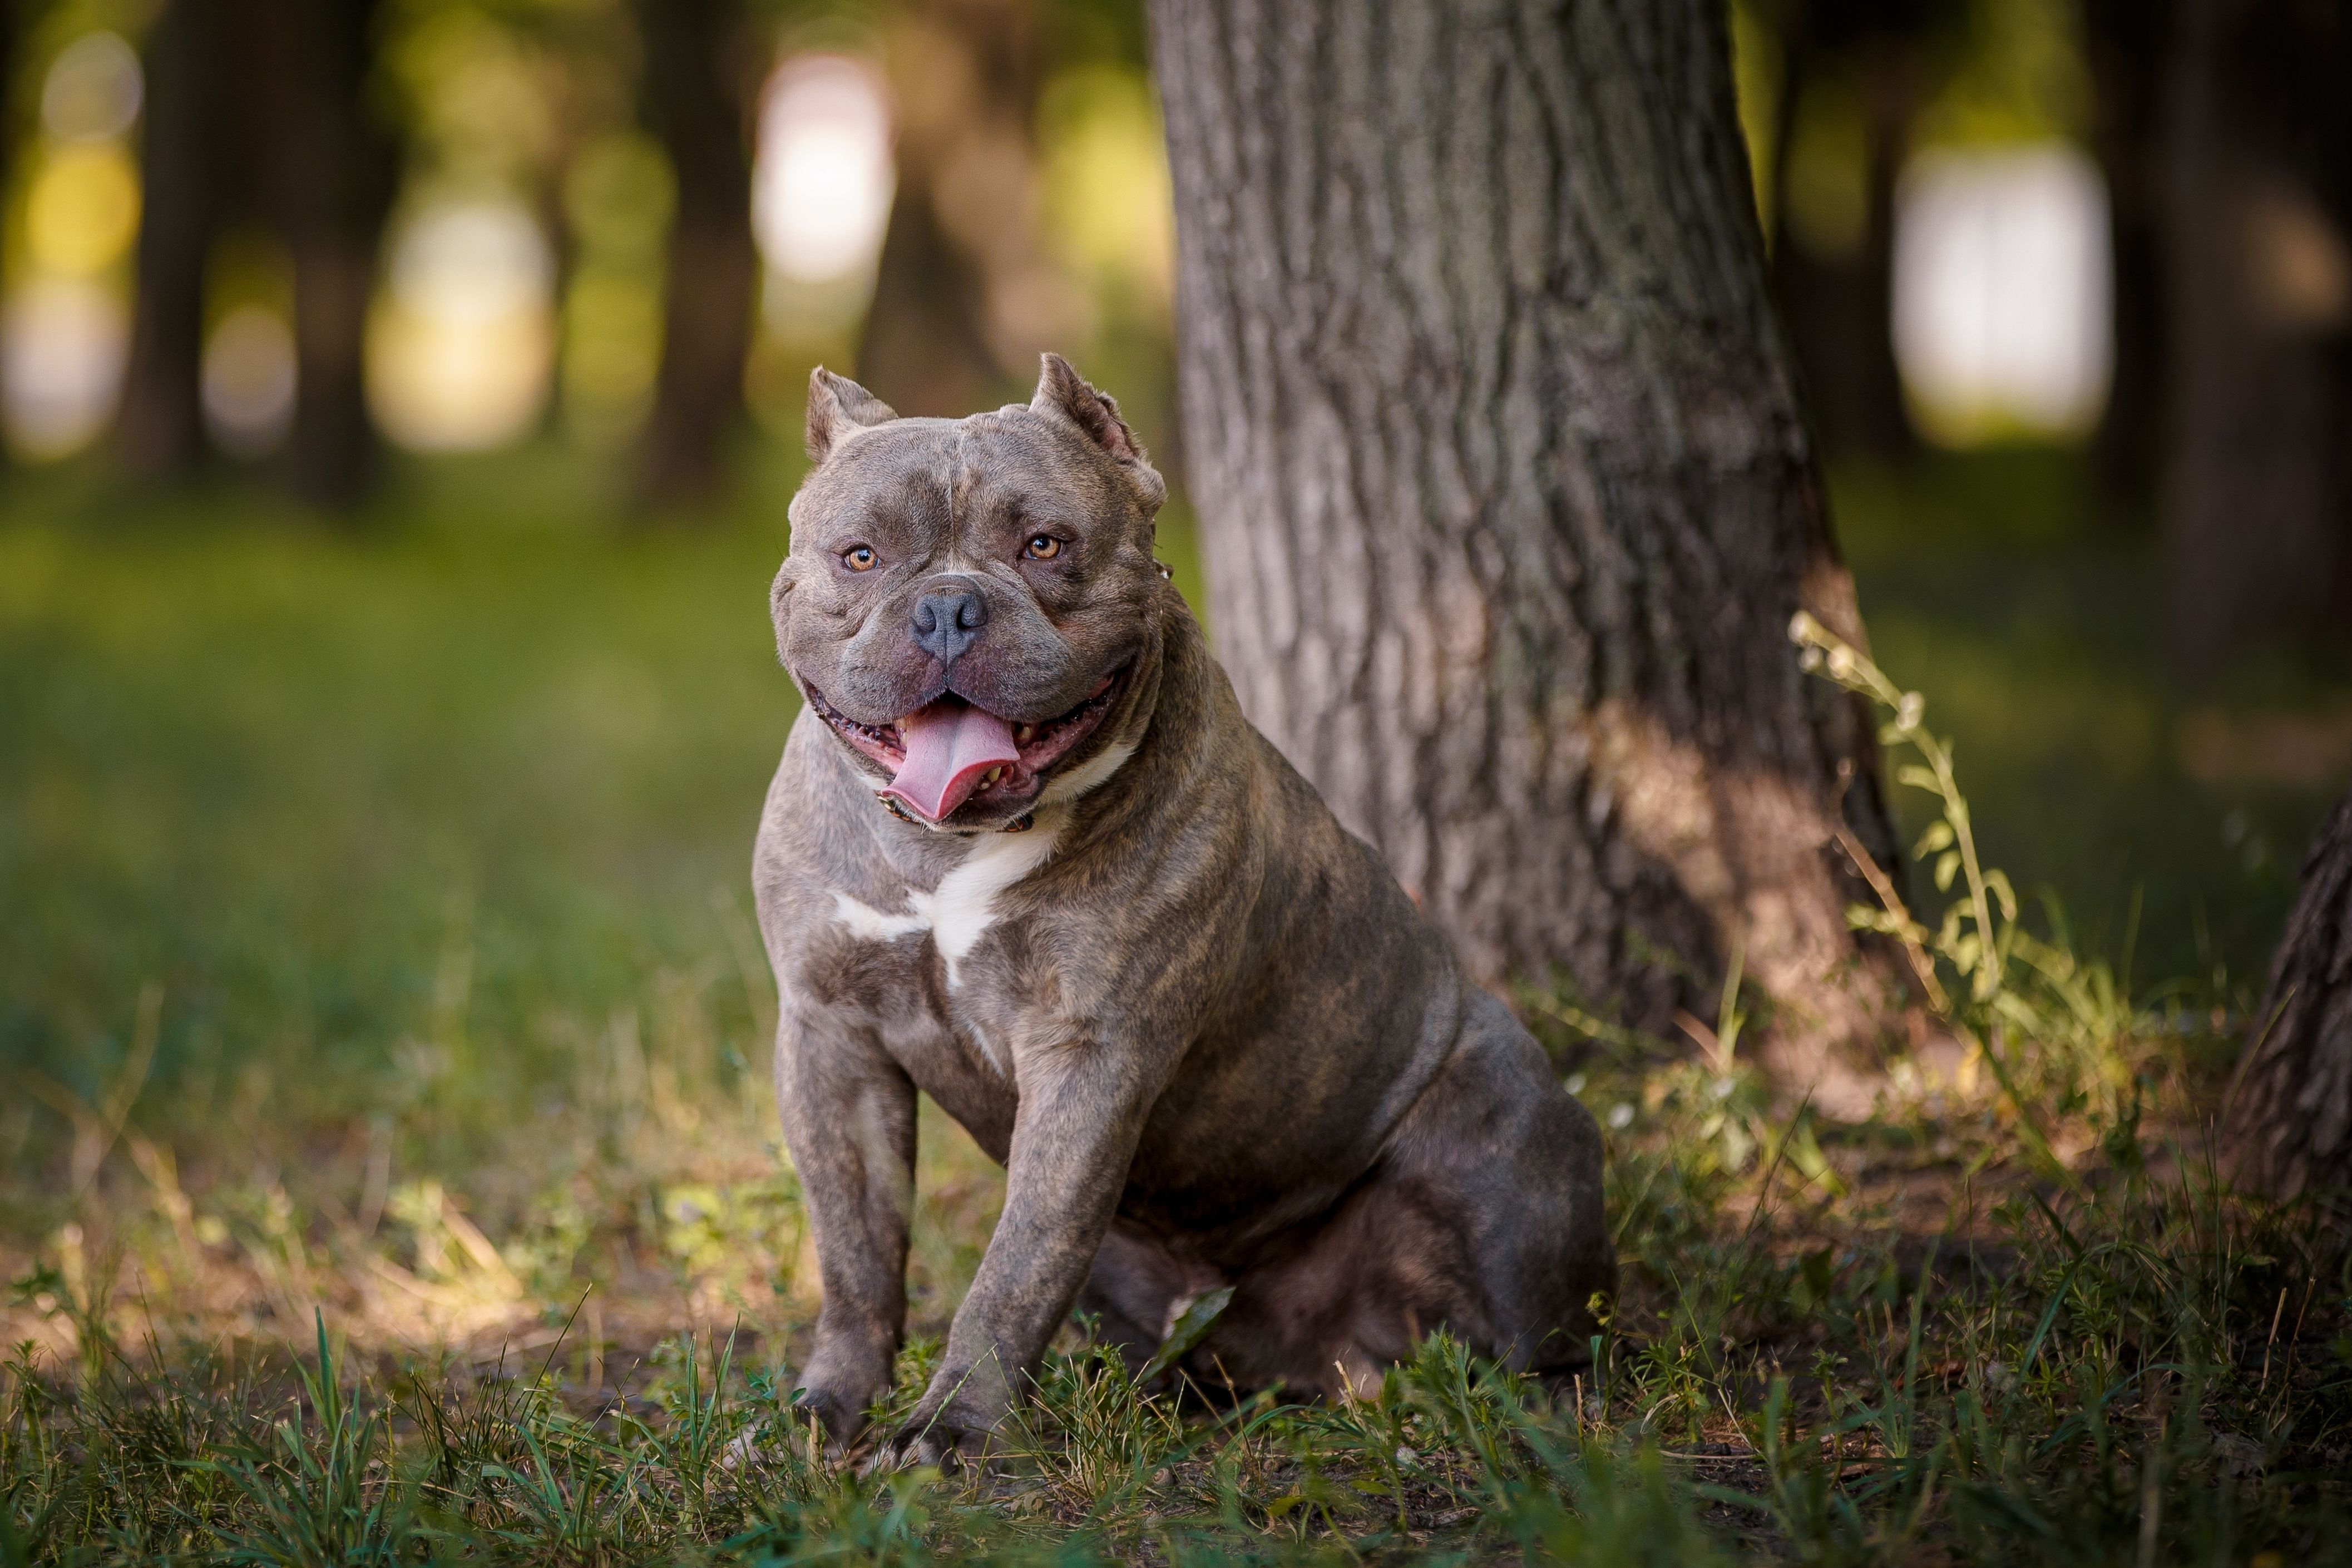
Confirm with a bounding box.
[2163,0,2352,675]
[1150,0,1899,1070]
[2227,787,2352,1203]
[114,0,230,479]
[633,0,760,509]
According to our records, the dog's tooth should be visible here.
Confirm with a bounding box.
[1015,724,1034,744]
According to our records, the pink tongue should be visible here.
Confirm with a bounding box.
[884,699,1021,823]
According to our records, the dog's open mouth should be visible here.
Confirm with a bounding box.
[806,664,1129,824]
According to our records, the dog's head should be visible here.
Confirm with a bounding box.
[772,354,1172,832]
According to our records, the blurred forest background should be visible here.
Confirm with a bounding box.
[2,0,2350,1223]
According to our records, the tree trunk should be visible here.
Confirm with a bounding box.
[633,0,760,509]
[241,0,398,510]
[0,0,10,464]
[1769,44,1917,461]
[2083,0,2172,506]
[2163,0,2352,675]
[114,0,230,479]
[2227,788,2352,1203]
[1150,0,1899,1072]
[857,161,1001,419]
[854,0,1044,418]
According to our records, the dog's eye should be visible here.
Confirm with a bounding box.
[841,545,877,572]
[1024,534,1063,561]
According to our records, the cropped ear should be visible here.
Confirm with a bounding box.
[1030,353,1167,511]
[806,368,898,463]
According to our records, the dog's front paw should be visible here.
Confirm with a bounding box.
[882,1383,1010,1473]
[790,1361,890,1454]
[790,1332,902,1454]
[788,1383,869,1452]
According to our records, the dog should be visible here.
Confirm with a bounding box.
[754,355,1613,1465]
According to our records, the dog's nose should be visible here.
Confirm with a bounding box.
[911,588,987,662]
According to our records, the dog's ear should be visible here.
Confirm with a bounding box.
[1031,353,1167,511]
[806,368,898,464]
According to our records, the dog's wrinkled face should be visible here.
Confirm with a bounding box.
[773,354,1170,831]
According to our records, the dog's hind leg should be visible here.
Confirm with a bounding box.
[1074,1227,1228,1377]
[1073,1228,1183,1372]
[1199,993,1614,1396]
[1378,991,1615,1378]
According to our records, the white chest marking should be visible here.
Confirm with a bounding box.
[912,817,1065,986]
[826,812,1066,989]
[830,891,928,942]
[1041,739,1135,807]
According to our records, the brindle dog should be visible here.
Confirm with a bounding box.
[755,355,1613,1466]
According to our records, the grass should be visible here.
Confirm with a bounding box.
[3,443,2350,1562]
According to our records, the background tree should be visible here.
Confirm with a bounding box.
[0,0,12,477]
[2227,786,2352,1204]
[1149,0,1899,1076]
[2162,0,2352,675]
[246,0,400,509]
[2081,0,2172,503]
[1756,0,1958,462]
[115,0,395,505]
[113,0,229,479]
[632,0,762,508]
[856,0,1045,418]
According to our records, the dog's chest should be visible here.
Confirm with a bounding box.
[825,819,1064,1079]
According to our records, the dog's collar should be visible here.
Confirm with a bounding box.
[874,792,1036,834]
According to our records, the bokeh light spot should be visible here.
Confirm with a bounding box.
[3,278,128,458]
[1894,145,2112,446]
[1040,67,1173,313]
[204,306,298,457]
[41,32,142,143]
[754,56,895,290]
[368,201,555,452]
[27,144,142,277]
